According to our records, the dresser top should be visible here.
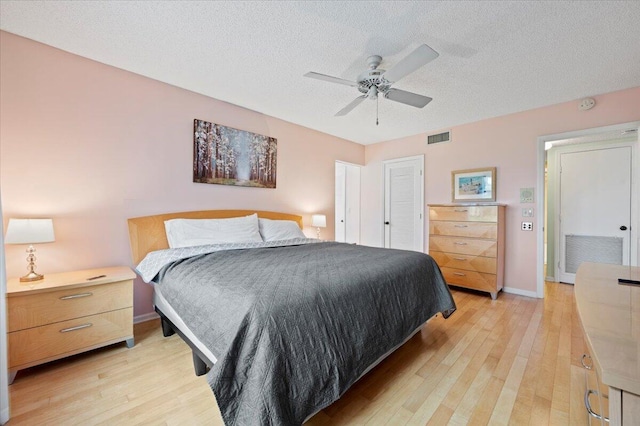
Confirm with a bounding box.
[7,266,136,296]
[575,262,640,395]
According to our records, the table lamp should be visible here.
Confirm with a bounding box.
[311,214,326,239]
[5,218,55,282]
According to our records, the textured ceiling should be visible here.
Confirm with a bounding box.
[1,1,639,145]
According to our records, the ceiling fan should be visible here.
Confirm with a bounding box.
[304,44,439,122]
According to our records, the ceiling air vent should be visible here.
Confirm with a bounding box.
[427,131,450,145]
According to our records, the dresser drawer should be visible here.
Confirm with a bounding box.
[430,251,496,274]
[441,267,497,293]
[429,235,497,257]
[8,308,133,369]
[8,280,133,332]
[429,221,497,239]
[429,205,498,222]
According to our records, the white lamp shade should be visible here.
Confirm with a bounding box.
[311,214,327,228]
[5,218,55,244]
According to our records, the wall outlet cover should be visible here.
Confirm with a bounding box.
[521,221,533,231]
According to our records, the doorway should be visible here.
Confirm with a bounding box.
[383,155,424,252]
[555,145,632,283]
[538,122,639,295]
[335,161,361,244]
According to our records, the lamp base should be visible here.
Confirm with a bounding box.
[20,271,44,282]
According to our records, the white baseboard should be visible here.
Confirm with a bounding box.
[545,276,556,282]
[134,312,159,324]
[503,286,539,299]
[1,407,9,425]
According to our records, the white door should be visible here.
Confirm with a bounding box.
[335,163,346,242]
[383,156,424,251]
[335,162,361,244]
[558,146,632,283]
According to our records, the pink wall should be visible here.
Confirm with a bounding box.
[0,32,364,317]
[362,86,640,295]
[2,30,638,312]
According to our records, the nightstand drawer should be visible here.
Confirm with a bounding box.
[441,267,497,293]
[429,221,497,239]
[8,280,133,332]
[430,251,496,274]
[429,235,497,257]
[429,205,498,222]
[8,308,133,369]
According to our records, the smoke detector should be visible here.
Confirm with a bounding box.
[578,98,596,111]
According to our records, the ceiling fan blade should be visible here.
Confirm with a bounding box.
[335,96,367,116]
[383,44,439,83]
[384,89,432,108]
[304,72,358,87]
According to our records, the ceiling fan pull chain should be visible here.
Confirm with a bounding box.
[376,96,379,126]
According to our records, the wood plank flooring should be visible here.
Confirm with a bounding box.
[7,282,588,425]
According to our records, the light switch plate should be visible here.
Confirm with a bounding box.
[522,208,534,217]
[520,187,534,203]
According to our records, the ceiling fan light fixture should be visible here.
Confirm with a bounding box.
[367,86,378,100]
[304,43,439,118]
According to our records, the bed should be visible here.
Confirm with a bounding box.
[128,210,456,425]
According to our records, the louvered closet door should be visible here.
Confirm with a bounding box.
[383,156,424,252]
[559,146,631,284]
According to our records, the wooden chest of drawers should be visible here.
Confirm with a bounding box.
[428,204,506,299]
[575,263,640,425]
[6,266,135,383]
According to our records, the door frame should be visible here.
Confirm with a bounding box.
[552,142,634,283]
[382,155,425,252]
[537,121,640,298]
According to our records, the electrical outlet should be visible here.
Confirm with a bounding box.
[521,221,533,231]
[522,208,534,217]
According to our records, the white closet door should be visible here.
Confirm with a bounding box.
[335,162,361,244]
[344,165,361,244]
[335,163,347,243]
[383,156,424,251]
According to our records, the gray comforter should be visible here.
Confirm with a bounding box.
[148,241,455,425]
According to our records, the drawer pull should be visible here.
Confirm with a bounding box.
[454,225,468,228]
[60,323,93,333]
[454,242,468,245]
[581,353,593,370]
[453,257,467,261]
[453,272,466,276]
[60,292,93,300]
[453,209,468,212]
[584,389,609,422]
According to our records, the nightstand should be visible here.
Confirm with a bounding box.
[6,266,135,384]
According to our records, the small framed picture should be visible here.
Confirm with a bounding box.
[451,167,496,202]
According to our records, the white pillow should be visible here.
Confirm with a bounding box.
[165,214,263,248]
[258,218,305,241]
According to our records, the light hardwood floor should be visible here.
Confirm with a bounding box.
[7,282,587,425]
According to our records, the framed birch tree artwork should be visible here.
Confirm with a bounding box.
[193,119,277,188]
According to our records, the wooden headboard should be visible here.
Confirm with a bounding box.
[127,210,304,264]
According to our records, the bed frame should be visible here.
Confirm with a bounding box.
[127,210,304,376]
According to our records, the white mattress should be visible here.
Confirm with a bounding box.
[153,286,218,364]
